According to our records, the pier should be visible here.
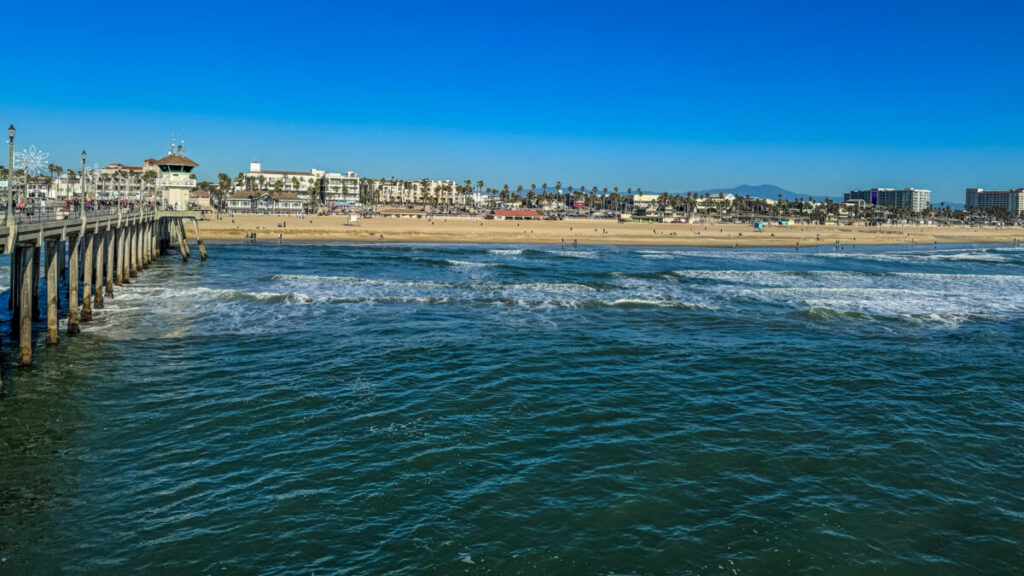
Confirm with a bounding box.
[0,208,206,392]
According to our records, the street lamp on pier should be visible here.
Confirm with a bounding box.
[7,124,15,224]
[81,150,87,206]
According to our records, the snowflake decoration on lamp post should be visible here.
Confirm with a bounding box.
[14,145,50,176]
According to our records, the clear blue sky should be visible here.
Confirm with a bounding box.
[4,0,1023,202]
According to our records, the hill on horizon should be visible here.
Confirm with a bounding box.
[685,184,841,202]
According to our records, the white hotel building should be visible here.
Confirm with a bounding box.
[965,188,1024,215]
[243,162,359,207]
[844,188,931,212]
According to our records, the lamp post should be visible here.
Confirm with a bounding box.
[81,150,87,208]
[7,124,15,224]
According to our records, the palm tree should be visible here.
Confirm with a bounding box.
[65,169,76,200]
[143,171,158,204]
[214,173,232,211]
[113,169,126,204]
[308,182,321,213]
[267,180,283,213]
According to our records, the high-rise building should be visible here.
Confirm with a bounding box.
[965,188,1024,215]
[844,188,931,212]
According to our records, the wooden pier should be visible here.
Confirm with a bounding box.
[0,209,206,392]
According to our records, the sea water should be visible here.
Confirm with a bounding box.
[1,242,1022,573]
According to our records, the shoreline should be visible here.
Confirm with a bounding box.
[199,237,1024,251]
[196,214,1024,249]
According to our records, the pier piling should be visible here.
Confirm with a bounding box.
[81,233,94,322]
[117,227,126,285]
[19,246,35,366]
[68,234,81,335]
[31,247,41,322]
[94,232,105,309]
[2,211,204,379]
[46,241,59,345]
[129,225,138,277]
[192,220,208,261]
[105,230,115,297]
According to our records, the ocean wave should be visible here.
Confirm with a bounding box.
[272,274,451,289]
[444,259,497,268]
[550,249,598,258]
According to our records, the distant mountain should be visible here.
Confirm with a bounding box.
[686,184,840,203]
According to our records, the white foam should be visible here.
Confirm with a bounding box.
[445,259,496,268]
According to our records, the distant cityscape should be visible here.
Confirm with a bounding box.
[3,140,1022,224]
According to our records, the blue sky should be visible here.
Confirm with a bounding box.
[4,0,1023,202]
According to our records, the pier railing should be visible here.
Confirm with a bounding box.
[0,205,165,226]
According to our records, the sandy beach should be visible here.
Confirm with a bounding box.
[196,214,1024,248]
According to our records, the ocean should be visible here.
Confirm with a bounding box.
[1,242,1022,574]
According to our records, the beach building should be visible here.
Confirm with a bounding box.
[318,170,360,206]
[845,188,931,212]
[225,191,258,212]
[694,193,736,212]
[273,192,305,213]
[245,162,319,195]
[965,188,1024,215]
[630,194,662,209]
[191,190,212,210]
[370,179,465,207]
[91,159,159,201]
[244,163,360,206]
[224,190,304,213]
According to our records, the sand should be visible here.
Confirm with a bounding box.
[196,214,1024,248]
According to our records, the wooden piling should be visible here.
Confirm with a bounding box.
[46,240,59,345]
[9,247,20,319]
[135,223,143,271]
[104,227,114,295]
[175,219,189,262]
[82,233,93,322]
[192,219,208,261]
[94,231,105,309]
[68,234,81,335]
[58,239,66,289]
[19,246,34,366]
[32,247,41,321]
[143,223,150,267]
[129,225,138,277]
[116,227,126,285]
[105,230,115,297]
[181,220,191,261]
